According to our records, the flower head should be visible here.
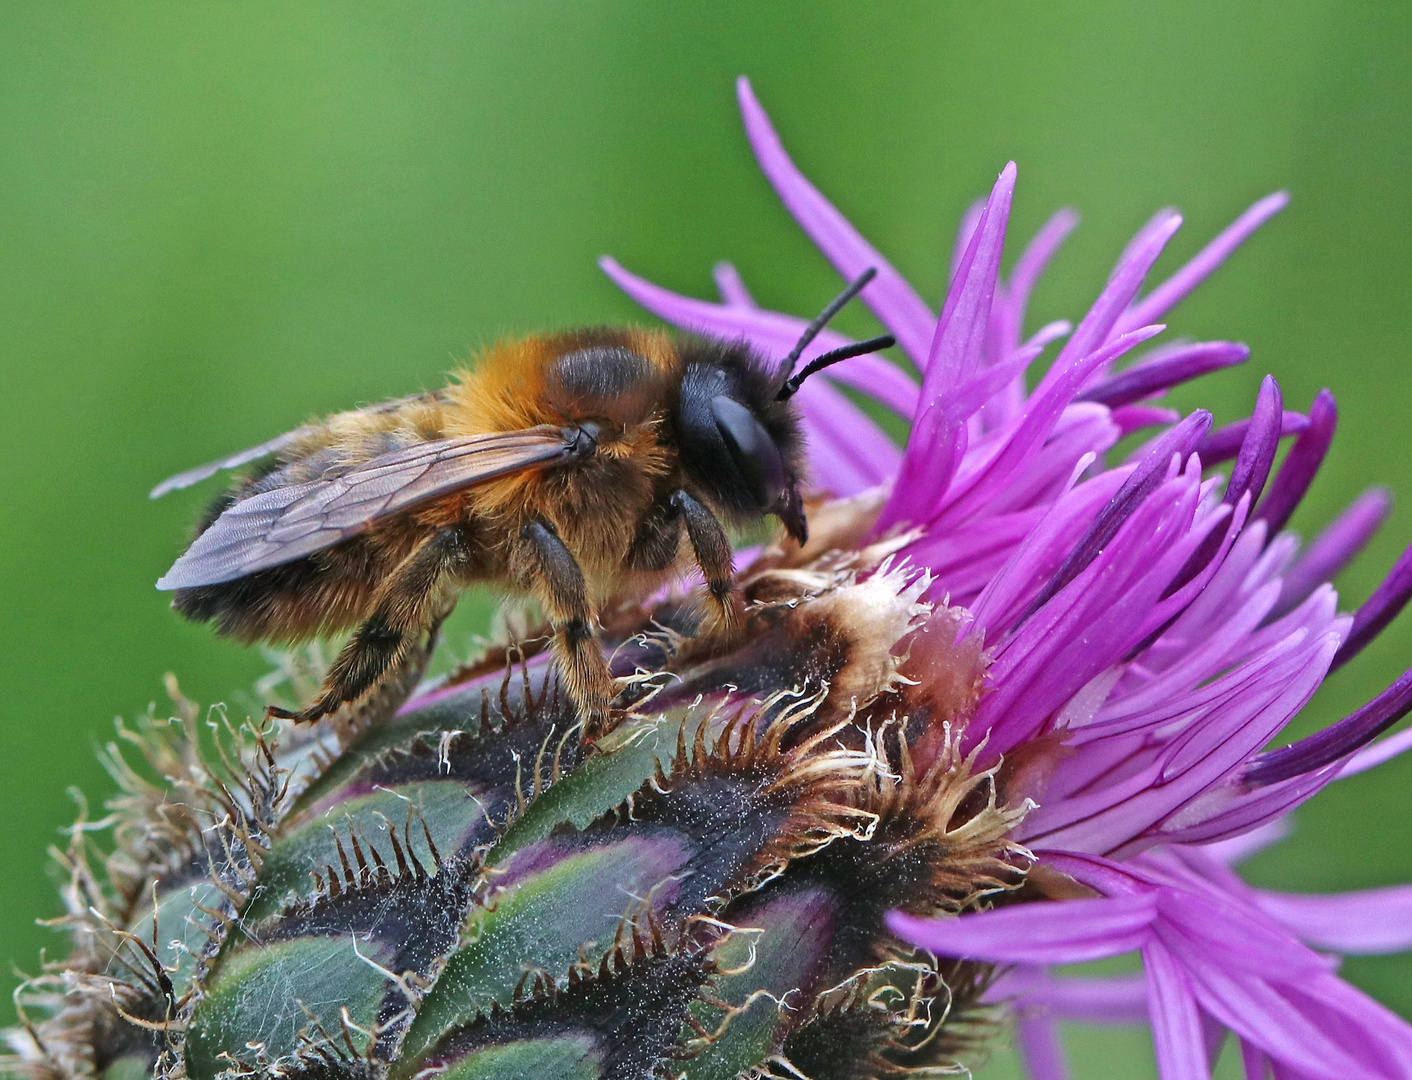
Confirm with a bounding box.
[604,76,1412,1079]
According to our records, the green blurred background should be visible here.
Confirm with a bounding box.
[1,2,1410,1075]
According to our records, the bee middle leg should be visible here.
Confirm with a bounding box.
[514,518,617,735]
[269,527,467,724]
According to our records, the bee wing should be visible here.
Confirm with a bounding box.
[156,426,580,589]
[148,390,452,499]
[148,427,315,499]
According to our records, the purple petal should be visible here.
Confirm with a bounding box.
[1034,210,1184,399]
[1115,192,1290,336]
[1331,533,1412,671]
[1027,319,1074,349]
[972,407,1122,519]
[1174,949,1376,1079]
[1219,583,1343,676]
[951,197,986,281]
[1156,890,1334,980]
[1078,341,1248,409]
[998,969,1150,1025]
[1134,492,1248,645]
[712,260,755,306]
[1203,818,1293,866]
[1197,411,1309,466]
[1159,378,1282,600]
[1129,521,1278,676]
[1027,630,1339,853]
[1143,940,1212,1080]
[1040,850,1150,895]
[1112,404,1184,435]
[877,397,968,533]
[1155,619,1329,790]
[1038,852,1412,1078]
[1015,1018,1073,1080]
[933,324,1165,532]
[927,162,1016,381]
[1153,764,1343,849]
[1253,886,1412,955]
[1272,487,1391,620]
[1240,1041,1274,1080]
[885,894,1157,966]
[1339,723,1412,776]
[599,256,919,416]
[1070,578,1282,744]
[1253,390,1337,536]
[1288,972,1412,1077]
[943,349,1035,424]
[1226,376,1283,510]
[736,77,936,365]
[791,375,902,494]
[907,504,1049,601]
[969,463,1131,635]
[1140,380,1278,613]
[989,212,1082,434]
[1199,1011,1230,1068]
[1015,410,1212,626]
[979,469,1228,761]
[1245,664,1412,786]
[874,163,1015,532]
[1052,847,1201,898]
[1008,208,1081,338]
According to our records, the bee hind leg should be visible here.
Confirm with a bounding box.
[516,518,617,739]
[269,527,467,724]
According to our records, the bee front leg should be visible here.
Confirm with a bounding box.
[515,518,616,737]
[270,527,467,724]
[670,490,744,641]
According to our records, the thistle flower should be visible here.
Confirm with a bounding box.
[10,79,1412,1080]
[601,77,1412,1079]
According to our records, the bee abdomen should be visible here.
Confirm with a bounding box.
[172,544,383,643]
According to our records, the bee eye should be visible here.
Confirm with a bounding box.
[709,395,786,509]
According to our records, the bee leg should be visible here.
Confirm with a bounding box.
[670,490,744,641]
[624,498,683,572]
[515,518,616,736]
[269,527,466,724]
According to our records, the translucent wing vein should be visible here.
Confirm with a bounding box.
[156,427,576,589]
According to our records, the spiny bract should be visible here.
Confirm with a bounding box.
[8,503,1034,1080]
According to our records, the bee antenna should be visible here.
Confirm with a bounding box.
[776,334,895,402]
[775,267,880,388]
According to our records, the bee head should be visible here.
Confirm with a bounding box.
[674,270,894,547]
[676,347,809,543]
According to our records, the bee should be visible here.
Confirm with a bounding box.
[153,270,893,731]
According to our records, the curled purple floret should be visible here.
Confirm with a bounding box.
[1254,388,1338,535]
[1332,534,1412,671]
[1197,410,1309,465]
[1077,340,1248,408]
[1225,374,1284,509]
[1246,665,1412,785]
